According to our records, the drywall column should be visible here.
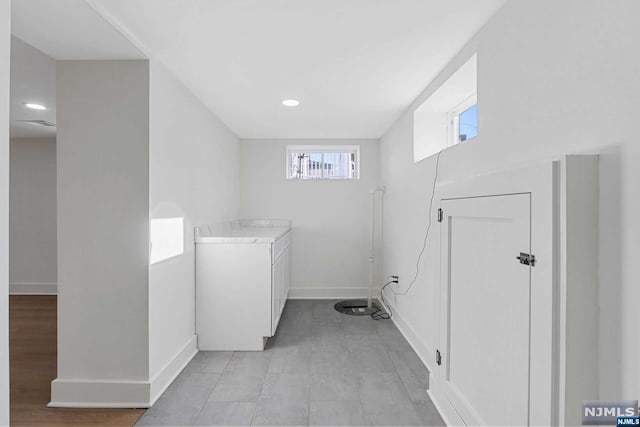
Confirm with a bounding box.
[52,60,150,407]
[0,0,10,424]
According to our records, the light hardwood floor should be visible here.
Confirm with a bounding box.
[9,295,144,426]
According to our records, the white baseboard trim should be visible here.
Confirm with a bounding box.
[149,335,198,405]
[49,379,150,408]
[287,287,368,299]
[385,298,435,374]
[9,282,57,295]
[427,373,464,426]
[49,335,197,409]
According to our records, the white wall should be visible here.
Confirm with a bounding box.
[380,0,640,403]
[53,60,150,405]
[9,138,56,294]
[148,61,240,385]
[241,139,379,298]
[0,0,10,423]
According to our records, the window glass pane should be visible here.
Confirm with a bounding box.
[458,104,477,142]
[287,146,359,180]
[323,152,351,179]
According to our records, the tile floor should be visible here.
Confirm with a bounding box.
[136,300,445,426]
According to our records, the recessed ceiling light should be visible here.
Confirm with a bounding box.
[282,99,300,107]
[25,103,47,110]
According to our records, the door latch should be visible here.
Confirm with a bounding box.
[516,252,536,266]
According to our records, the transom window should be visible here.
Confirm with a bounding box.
[286,145,359,180]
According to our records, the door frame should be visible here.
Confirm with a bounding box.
[428,160,560,427]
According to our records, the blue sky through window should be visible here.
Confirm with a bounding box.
[459,104,478,141]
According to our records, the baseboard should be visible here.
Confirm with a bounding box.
[384,298,435,374]
[287,286,368,299]
[9,282,57,295]
[49,335,197,408]
[149,335,198,405]
[427,373,464,426]
[49,378,150,408]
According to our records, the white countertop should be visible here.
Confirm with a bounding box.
[195,220,290,243]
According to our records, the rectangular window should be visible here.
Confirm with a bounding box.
[413,53,477,162]
[286,145,359,180]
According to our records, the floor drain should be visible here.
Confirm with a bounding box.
[334,299,379,316]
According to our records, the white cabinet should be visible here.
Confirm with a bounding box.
[430,156,599,426]
[195,220,291,351]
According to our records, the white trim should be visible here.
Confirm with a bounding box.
[9,282,57,295]
[149,335,197,405]
[49,336,197,408]
[49,379,151,408]
[427,374,465,426]
[287,286,368,299]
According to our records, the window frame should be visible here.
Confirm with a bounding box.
[285,145,360,180]
[449,94,478,147]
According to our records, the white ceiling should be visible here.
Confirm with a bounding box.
[10,37,57,139]
[11,0,505,139]
[11,0,145,60]
[87,0,506,139]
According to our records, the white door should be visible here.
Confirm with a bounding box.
[439,194,531,426]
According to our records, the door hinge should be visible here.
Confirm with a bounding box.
[437,208,443,223]
[516,252,536,266]
[436,349,442,366]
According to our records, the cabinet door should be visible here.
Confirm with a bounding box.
[272,251,285,334]
[439,194,531,426]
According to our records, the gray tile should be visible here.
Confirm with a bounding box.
[349,344,395,373]
[251,398,309,426]
[225,351,272,376]
[278,308,313,336]
[260,373,310,402]
[357,372,409,404]
[141,300,445,427]
[165,372,221,396]
[310,400,367,426]
[209,373,265,402]
[312,300,344,324]
[361,400,424,426]
[380,332,414,353]
[344,332,382,347]
[286,299,314,313]
[342,316,379,335]
[184,351,233,373]
[193,401,257,426]
[137,374,217,427]
[268,334,311,374]
[389,350,430,402]
[136,394,202,426]
[311,323,348,351]
[413,400,446,426]
[311,349,361,376]
[310,373,359,401]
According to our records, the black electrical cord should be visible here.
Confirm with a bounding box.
[390,149,442,297]
[370,280,394,320]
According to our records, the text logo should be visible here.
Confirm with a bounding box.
[617,416,640,426]
[582,401,638,425]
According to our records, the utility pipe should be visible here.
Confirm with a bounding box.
[368,186,385,308]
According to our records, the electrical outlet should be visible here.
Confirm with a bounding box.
[390,275,399,283]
